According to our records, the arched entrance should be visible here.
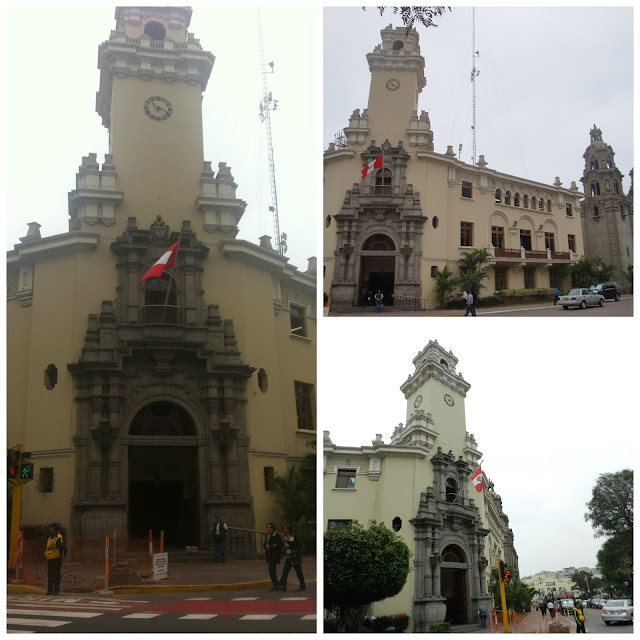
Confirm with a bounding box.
[360,234,396,306]
[441,544,469,624]
[128,402,199,547]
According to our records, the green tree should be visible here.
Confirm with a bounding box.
[488,568,535,612]
[570,570,602,597]
[597,533,633,592]
[369,7,451,34]
[584,470,633,538]
[458,248,489,301]
[622,265,633,292]
[325,521,411,630]
[434,265,459,308]
[570,256,616,287]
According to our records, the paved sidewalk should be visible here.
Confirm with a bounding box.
[8,556,317,596]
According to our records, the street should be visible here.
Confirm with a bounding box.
[476,296,633,317]
[7,589,316,633]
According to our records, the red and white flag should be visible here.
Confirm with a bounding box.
[361,154,383,180]
[138,241,179,286]
[471,465,483,493]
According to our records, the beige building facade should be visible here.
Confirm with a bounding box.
[324,341,518,630]
[323,25,586,309]
[7,7,316,548]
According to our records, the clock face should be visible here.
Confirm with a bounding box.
[414,394,423,408]
[444,394,455,407]
[386,78,400,91]
[144,96,172,121]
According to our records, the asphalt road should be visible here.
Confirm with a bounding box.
[7,589,316,633]
[473,296,633,317]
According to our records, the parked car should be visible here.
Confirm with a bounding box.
[601,599,633,625]
[559,288,605,309]
[589,281,621,301]
[560,598,575,614]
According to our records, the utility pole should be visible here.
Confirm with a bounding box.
[498,558,511,633]
[471,8,480,165]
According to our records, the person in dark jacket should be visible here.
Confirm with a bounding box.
[264,523,282,591]
[211,515,228,563]
[44,523,65,595]
[279,523,305,591]
[572,600,586,633]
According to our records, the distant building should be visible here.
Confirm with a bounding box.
[522,567,600,597]
[324,341,518,630]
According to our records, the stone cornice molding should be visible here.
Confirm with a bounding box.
[7,232,99,266]
[323,148,357,163]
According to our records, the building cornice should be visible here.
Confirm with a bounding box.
[7,232,100,266]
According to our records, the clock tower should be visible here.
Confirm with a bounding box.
[95,7,216,228]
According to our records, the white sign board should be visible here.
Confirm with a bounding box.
[153,552,168,581]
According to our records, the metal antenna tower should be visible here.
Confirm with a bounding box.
[257,9,286,256]
[471,7,480,165]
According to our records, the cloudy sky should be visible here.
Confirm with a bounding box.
[319,320,635,578]
[324,6,634,194]
[4,5,318,271]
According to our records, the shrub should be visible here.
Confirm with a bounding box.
[372,614,411,633]
[429,621,452,633]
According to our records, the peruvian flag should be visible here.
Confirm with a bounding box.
[138,241,179,286]
[361,153,383,180]
[471,465,483,493]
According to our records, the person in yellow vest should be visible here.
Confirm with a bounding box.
[572,599,587,633]
[44,523,65,595]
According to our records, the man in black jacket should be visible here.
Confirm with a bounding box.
[264,523,282,591]
[211,515,228,563]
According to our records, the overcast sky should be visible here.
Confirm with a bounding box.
[324,6,634,194]
[3,5,318,272]
[320,320,635,578]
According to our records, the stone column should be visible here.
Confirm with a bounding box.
[107,398,122,498]
[88,397,104,497]
[207,395,223,497]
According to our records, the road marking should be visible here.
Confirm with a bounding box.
[7,609,102,618]
[121,613,161,619]
[231,597,259,601]
[300,615,317,620]
[179,614,219,620]
[239,614,277,621]
[7,618,71,628]
[185,597,213,601]
[7,630,35,633]
[281,597,308,601]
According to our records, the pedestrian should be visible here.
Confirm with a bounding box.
[462,289,468,309]
[464,290,476,316]
[547,599,556,619]
[374,290,383,313]
[357,615,375,633]
[264,522,282,591]
[479,607,488,628]
[279,523,305,591]
[540,599,547,617]
[45,523,65,595]
[572,600,586,633]
[553,287,560,305]
[360,286,369,309]
[211,515,228,563]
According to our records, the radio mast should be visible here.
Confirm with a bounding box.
[471,8,480,165]
[257,9,285,256]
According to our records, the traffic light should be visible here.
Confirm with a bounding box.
[20,461,35,481]
[499,560,512,582]
[7,449,20,481]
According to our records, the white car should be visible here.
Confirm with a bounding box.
[559,288,605,309]
[601,599,633,625]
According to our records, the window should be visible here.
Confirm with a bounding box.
[547,199,552,212]
[614,180,620,194]
[523,194,529,208]
[290,304,307,337]
[374,169,392,194]
[44,364,58,390]
[593,206,599,217]
[325,215,332,228]
[431,266,438,278]
[294,382,314,431]
[392,517,402,532]
[504,190,511,206]
[446,478,459,503]
[538,198,544,211]
[39,467,54,493]
[591,182,601,196]
[258,368,269,393]
[531,196,537,210]
[143,274,178,323]
[144,21,166,40]
[494,267,508,291]
[264,466,275,490]
[491,226,505,249]
[336,468,356,489]
[362,234,395,251]
[544,232,555,252]
[524,268,536,289]
[432,216,439,229]
[494,188,502,204]
[514,193,520,207]
[568,235,576,252]
[566,203,573,217]
[520,229,532,250]
[460,222,473,247]
[328,519,352,529]
[461,181,473,198]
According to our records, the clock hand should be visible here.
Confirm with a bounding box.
[153,102,168,114]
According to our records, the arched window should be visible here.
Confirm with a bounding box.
[531,196,537,210]
[392,40,404,51]
[144,21,166,40]
[362,234,395,251]
[538,198,544,211]
[374,169,392,194]
[605,180,610,191]
[523,194,529,209]
[446,478,459,503]
[614,180,620,194]
[514,192,520,207]
[432,216,439,229]
[591,159,599,170]
[591,182,601,197]
[547,199,552,212]
[504,190,511,206]
[607,157,612,168]
[130,402,196,436]
[494,188,502,204]
[594,206,599,217]
[143,274,178,323]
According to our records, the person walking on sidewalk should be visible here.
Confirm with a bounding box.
[211,515,228,563]
[45,523,65,595]
[264,522,282,591]
[464,291,476,316]
[478,607,488,628]
[279,523,305,591]
[547,600,556,619]
[572,600,586,633]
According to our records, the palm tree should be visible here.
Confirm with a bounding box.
[623,265,633,293]
[458,249,489,301]
[369,7,451,34]
[434,265,458,308]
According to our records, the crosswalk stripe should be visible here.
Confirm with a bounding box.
[7,609,102,618]
[8,603,127,611]
[179,614,219,620]
[239,615,277,621]
[7,630,35,633]
[7,618,71,628]
[231,597,259,601]
[121,613,161,619]
[300,615,317,621]
[185,597,213,601]
[281,597,308,601]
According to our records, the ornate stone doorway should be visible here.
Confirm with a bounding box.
[441,545,469,624]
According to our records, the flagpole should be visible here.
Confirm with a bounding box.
[160,226,184,322]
